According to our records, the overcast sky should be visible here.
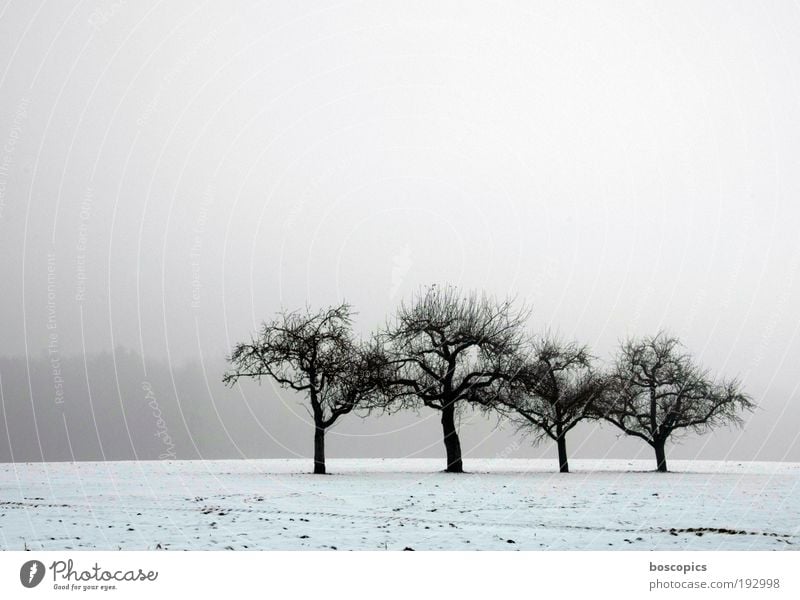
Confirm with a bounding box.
[1,1,799,462]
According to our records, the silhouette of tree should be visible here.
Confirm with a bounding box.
[223,302,382,474]
[492,334,606,473]
[378,285,529,473]
[601,332,754,472]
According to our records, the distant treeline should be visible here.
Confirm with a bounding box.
[0,351,234,462]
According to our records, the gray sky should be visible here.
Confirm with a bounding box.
[1,1,799,463]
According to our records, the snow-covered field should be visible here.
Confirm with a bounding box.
[1,459,798,550]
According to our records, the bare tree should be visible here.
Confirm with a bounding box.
[222,303,382,474]
[378,285,530,473]
[493,334,606,473]
[601,332,754,472]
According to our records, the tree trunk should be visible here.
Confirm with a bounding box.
[440,403,463,473]
[313,425,326,475]
[654,438,667,473]
[556,433,569,473]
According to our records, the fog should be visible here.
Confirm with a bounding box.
[1,1,799,463]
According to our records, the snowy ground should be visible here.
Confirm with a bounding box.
[1,459,798,550]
